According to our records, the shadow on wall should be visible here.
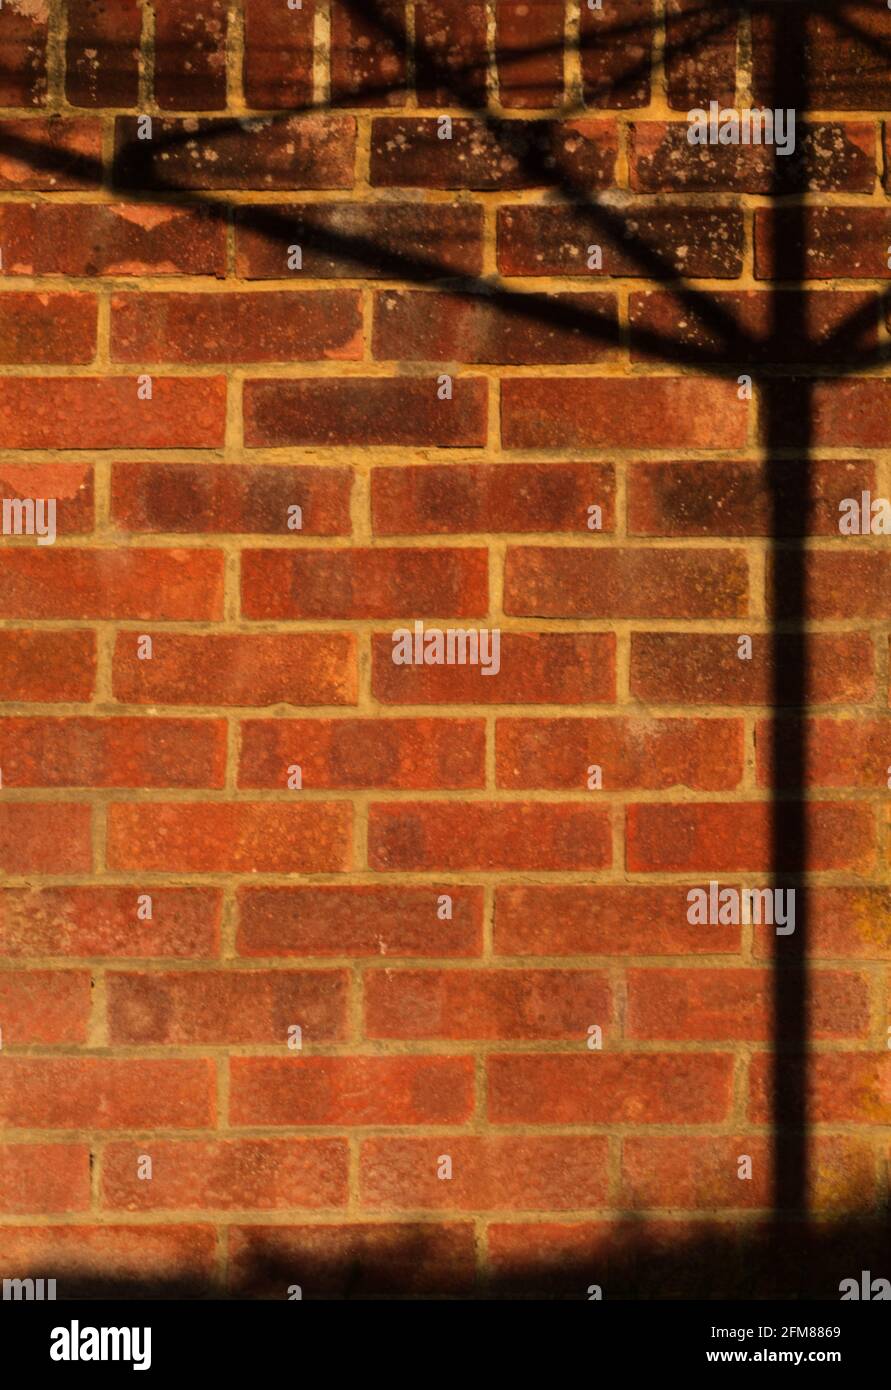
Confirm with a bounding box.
[4,1209,891,1300]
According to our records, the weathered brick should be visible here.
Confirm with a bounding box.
[0,549,223,620]
[626,802,875,873]
[111,291,362,363]
[230,1056,474,1126]
[107,969,348,1043]
[496,716,744,790]
[496,0,565,109]
[494,885,742,956]
[0,886,220,959]
[0,203,226,277]
[370,117,617,189]
[752,4,891,109]
[102,1139,348,1211]
[664,0,737,110]
[112,632,357,707]
[0,0,49,106]
[236,885,484,958]
[372,462,615,535]
[502,378,747,449]
[0,804,92,873]
[0,630,96,703]
[0,1059,215,1129]
[754,208,891,281]
[0,377,226,449]
[497,204,744,278]
[111,462,352,536]
[581,0,654,108]
[0,462,94,536]
[630,632,875,706]
[243,0,315,108]
[0,118,101,190]
[373,631,616,704]
[65,0,140,107]
[373,289,618,363]
[330,0,408,107]
[0,716,226,788]
[153,0,228,109]
[106,803,353,873]
[235,201,484,279]
[244,377,487,448]
[0,970,91,1044]
[0,1145,90,1216]
[489,1053,733,1123]
[364,967,611,1039]
[369,802,612,871]
[414,0,488,106]
[627,969,870,1041]
[504,547,748,618]
[114,116,356,191]
[630,121,875,193]
[238,717,486,789]
[242,546,487,619]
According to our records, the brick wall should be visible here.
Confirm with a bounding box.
[0,0,890,1299]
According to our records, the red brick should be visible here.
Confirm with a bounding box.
[154,0,228,109]
[107,968,348,1043]
[754,208,891,281]
[414,0,488,106]
[373,289,617,363]
[629,290,877,365]
[111,462,352,536]
[235,201,484,279]
[228,1222,475,1297]
[66,0,140,107]
[630,632,875,706]
[0,630,96,703]
[494,885,742,956]
[628,459,877,537]
[331,0,407,107]
[0,0,48,106]
[749,1053,891,1124]
[0,716,225,789]
[239,717,485,790]
[771,553,891,620]
[369,802,612,872]
[102,1139,348,1211]
[112,632,357,707]
[505,546,747,618]
[0,1059,215,1129]
[496,716,744,790]
[243,0,314,108]
[0,804,92,874]
[664,0,737,110]
[373,631,616,704]
[0,1145,89,1216]
[0,377,225,448]
[623,1136,770,1211]
[757,717,891,790]
[111,291,363,363]
[0,549,223,620]
[0,202,226,277]
[502,378,747,449]
[496,0,564,109]
[0,461,94,536]
[361,1136,609,1210]
[627,802,875,874]
[0,1225,216,1296]
[372,462,615,535]
[365,968,610,1040]
[627,969,870,1042]
[241,546,487,620]
[114,115,356,191]
[230,1056,474,1126]
[752,888,891,962]
[107,803,352,874]
[370,117,617,190]
[630,121,875,193]
[244,377,487,448]
[753,4,891,109]
[0,118,101,190]
[763,380,891,449]
[237,884,484,958]
[0,970,91,1043]
[497,204,744,278]
[580,0,654,108]
[489,1053,733,1123]
[622,1136,875,1212]
[0,886,221,959]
